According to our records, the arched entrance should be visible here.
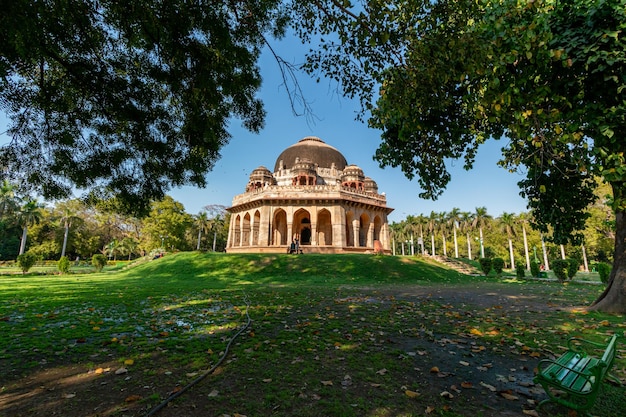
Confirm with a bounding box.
[272,209,287,246]
[293,209,312,245]
[317,209,332,245]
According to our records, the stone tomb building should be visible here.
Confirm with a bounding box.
[226,136,393,253]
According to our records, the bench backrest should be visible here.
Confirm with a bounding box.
[601,334,618,371]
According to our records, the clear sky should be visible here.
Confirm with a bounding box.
[0,36,529,223]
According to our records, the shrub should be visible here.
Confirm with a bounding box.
[566,258,579,280]
[530,261,540,278]
[492,258,505,276]
[552,259,569,282]
[58,256,71,274]
[515,264,526,279]
[479,258,492,276]
[16,252,39,274]
[92,254,108,272]
[596,262,612,284]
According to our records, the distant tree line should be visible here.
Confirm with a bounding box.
[389,181,614,272]
[0,181,228,262]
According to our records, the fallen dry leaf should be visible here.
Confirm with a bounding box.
[461,381,473,389]
[522,410,540,417]
[208,389,219,397]
[480,382,497,392]
[62,393,76,399]
[430,366,440,373]
[405,390,420,398]
[440,391,454,399]
[425,406,436,414]
[500,392,519,401]
[376,368,388,375]
[125,395,142,403]
[115,367,128,375]
[321,380,333,386]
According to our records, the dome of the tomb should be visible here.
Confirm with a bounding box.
[274,136,348,172]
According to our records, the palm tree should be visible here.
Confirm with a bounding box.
[447,208,462,258]
[389,222,404,255]
[437,211,448,257]
[460,212,474,259]
[208,213,226,252]
[194,211,211,250]
[118,237,139,260]
[415,214,428,255]
[57,200,82,258]
[472,207,492,259]
[0,180,17,217]
[427,211,438,256]
[499,212,517,269]
[517,212,532,270]
[18,199,44,255]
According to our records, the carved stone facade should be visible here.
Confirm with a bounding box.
[226,136,393,253]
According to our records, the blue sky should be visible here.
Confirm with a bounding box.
[0,37,529,223]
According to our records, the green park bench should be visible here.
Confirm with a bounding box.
[534,334,621,416]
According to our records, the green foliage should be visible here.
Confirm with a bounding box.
[296,0,626,247]
[516,263,526,279]
[91,254,107,272]
[479,258,492,276]
[552,259,570,282]
[57,256,71,274]
[530,261,541,278]
[0,1,287,214]
[16,252,39,273]
[596,262,612,284]
[141,196,193,251]
[567,258,580,280]
[492,257,505,276]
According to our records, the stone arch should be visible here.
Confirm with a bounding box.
[317,209,332,245]
[242,212,251,246]
[272,209,288,246]
[359,213,371,247]
[253,210,261,246]
[293,208,312,245]
[373,215,383,242]
[233,214,242,247]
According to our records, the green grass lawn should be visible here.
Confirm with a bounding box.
[0,252,624,417]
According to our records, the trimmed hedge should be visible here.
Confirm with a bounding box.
[479,258,492,276]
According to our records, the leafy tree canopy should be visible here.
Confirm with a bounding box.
[0,0,287,215]
[293,0,626,311]
[294,0,625,246]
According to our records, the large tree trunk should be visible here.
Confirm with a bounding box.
[590,209,626,313]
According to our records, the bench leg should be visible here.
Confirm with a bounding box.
[538,399,593,417]
[607,372,622,386]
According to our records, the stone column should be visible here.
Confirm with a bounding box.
[226,215,234,249]
[260,206,271,247]
[310,205,318,246]
[333,206,346,247]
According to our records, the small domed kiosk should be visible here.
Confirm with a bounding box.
[226,136,393,253]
